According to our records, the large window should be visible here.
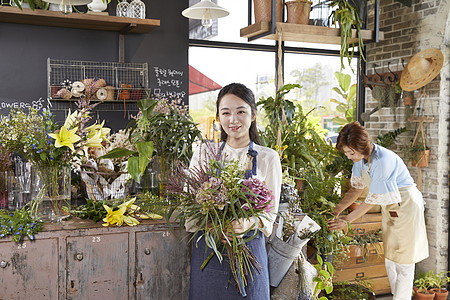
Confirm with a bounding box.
[188,0,359,139]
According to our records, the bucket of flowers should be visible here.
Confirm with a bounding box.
[166,142,274,297]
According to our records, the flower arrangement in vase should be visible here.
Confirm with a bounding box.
[0,97,110,222]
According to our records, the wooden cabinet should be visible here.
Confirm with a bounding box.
[0,219,190,300]
[0,238,59,300]
[334,213,391,295]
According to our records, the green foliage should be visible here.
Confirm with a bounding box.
[330,0,366,71]
[102,97,201,183]
[376,127,407,149]
[313,254,335,300]
[0,207,43,244]
[329,280,374,300]
[11,0,44,10]
[330,72,356,125]
[347,229,383,263]
[136,192,170,217]
[401,142,429,164]
[415,270,450,293]
[258,84,336,180]
[70,199,108,222]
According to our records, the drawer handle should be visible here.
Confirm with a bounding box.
[144,248,151,255]
[356,257,364,264]
[369,249,377,255]
[75,253,84,261]
[0,260,7,268]
[356,272,365,278]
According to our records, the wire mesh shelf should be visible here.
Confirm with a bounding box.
[47,58,149,102]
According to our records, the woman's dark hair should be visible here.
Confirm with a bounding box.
[336,121,373,156]
[216,83,262,145]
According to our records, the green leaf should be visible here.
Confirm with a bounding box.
[137,141,154,175]
[332,87,345,97]
[128,156,140,183]
[100,148,135,159]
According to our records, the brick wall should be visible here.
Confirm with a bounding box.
[365,0,449,273]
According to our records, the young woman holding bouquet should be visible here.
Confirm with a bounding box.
[328,121,428,300]
[187,83,282,299]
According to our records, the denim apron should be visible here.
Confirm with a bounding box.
[188,142,270,299]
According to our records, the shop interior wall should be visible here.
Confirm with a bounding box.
[0,0,188,132]
[365,0,450,273]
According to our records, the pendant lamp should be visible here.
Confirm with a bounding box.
[181,0,229,28]
[43,0,93,15]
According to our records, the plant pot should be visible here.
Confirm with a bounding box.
[88,0,108,12]
[296,178,306,191]
[267,236,304,287]
[404,95,414,106]
[285,1,312,24]
[430,288,448,300]
[253,0,282,23]
[411,149,430,168]
[32,166,71,222]
[415,289,436,300]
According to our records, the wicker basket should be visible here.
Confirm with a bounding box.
[81,168,133,201]
[254,0,283,23]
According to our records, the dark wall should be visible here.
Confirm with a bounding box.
[0,0,188,131]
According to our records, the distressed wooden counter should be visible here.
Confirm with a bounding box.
[0,218,190,300]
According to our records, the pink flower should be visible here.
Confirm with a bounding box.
[241,178,274,212]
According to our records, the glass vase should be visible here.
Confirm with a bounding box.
[129,0,145,19]
[116,0,129,17]
[32,166,71,222]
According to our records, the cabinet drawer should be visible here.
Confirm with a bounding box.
[66,232,129,300]
[0,238,59,300]
[342,243,385,267]
[135,230,190,300]
[334,264,387,282]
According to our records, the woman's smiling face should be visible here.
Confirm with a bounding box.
[218,93,255,145]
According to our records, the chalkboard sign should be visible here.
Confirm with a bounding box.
[0,0,188,132]
[150,66,187,101]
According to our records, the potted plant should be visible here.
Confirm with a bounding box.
[253,0,282,23]
[285,0,313,24]
[330,0,367,70]
[414,272,436,299]
[402,142,430,168]
[429,271,450,300]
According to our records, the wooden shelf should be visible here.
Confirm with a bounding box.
[240,21,384,45]
[0,6,160,33]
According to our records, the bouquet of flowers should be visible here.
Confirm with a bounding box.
[166,143,274,296]
[0,98,110,221]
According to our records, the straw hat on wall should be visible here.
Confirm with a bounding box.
[400,48,444,91]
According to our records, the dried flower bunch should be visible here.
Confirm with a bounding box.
[166,143,274,296]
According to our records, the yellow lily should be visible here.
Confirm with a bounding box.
[87,121,111,141]
[63,110,80,128]
[123,215,140,226]
[85,131,103,148]
[102,204,127,227]
[49,125,81,152]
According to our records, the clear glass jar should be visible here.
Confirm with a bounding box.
[116,0,130,17]
[129,0,145,19]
